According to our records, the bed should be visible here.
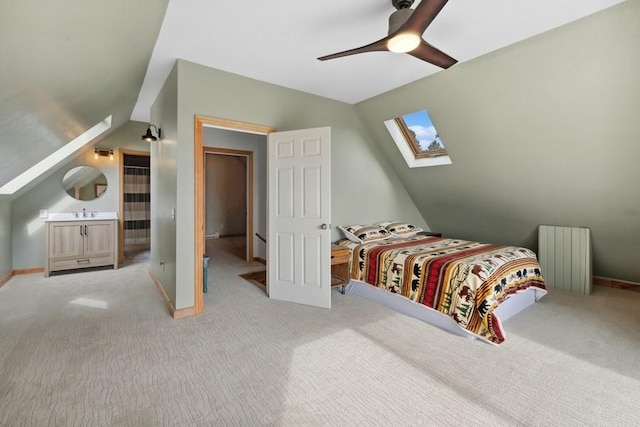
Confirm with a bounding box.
[334,233,547,345]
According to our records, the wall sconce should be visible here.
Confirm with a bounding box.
[141,124,161,142]
[94,148,114,161]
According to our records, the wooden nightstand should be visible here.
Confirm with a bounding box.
[331,244,351,294]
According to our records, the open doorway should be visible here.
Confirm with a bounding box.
[204,149,252,262]
[195,116,275,314]
[120,152,151,262]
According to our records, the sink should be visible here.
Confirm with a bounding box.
[87,212,118,220]
[46,211,118,221]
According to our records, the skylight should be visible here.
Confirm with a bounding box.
[0,116,112,195]
[384,110,452,168]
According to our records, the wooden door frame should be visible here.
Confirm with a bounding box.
[118,149,151,264]
[203,147,254,261]
[194,115,275,315]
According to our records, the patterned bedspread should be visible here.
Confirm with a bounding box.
[336,235,547,344]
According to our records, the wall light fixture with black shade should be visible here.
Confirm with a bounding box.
[141,124,161,142]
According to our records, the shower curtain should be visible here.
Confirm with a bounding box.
[123,165,150,247]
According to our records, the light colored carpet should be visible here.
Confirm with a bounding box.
[1,239,639,426]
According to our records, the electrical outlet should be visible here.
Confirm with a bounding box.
[39,209,48,218]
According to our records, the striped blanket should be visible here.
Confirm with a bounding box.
[336,235,546,344]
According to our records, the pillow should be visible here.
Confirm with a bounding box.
[338,225,391,243]
[375,221,423,238]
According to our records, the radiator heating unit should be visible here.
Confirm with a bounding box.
[538,225,592,294]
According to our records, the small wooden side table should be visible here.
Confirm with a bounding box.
[331,244,351,294]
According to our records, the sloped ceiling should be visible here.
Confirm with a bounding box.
[0,0,168,188]
[132,0,625,122]
[1,0,624,191]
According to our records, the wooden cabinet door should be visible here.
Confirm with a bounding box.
[83,221,115,258]
[48,222,84,259]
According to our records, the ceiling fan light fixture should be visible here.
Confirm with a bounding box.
[387,33,420,53]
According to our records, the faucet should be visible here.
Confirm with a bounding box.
[74,212,79,218]
[91,211,97,218]
[82,208,87,218]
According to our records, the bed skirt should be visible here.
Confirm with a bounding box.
[344,279,541,344]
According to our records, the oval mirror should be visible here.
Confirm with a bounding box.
[62,166,108,201]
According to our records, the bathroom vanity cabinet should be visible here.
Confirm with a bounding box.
[45,219,118,277]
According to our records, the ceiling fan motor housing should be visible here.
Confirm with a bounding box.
[392,0,415,10]
[388,8,414,34]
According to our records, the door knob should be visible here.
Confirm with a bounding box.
[320,223,331,230]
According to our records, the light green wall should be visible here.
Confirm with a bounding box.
[0,199,11,279]
[150,64,178,305]
[355,1,640,283]
[0,0,168,190]
[11,121,150,269]
[158,59,427,310]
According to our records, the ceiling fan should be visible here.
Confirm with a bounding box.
[318,0,457,69]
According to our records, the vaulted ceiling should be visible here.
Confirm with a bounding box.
[0,0,169,190]
[0,0,625,190]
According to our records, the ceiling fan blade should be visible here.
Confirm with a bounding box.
[408,40,457,68]
[318,37,390,61]
[402,0,450,35]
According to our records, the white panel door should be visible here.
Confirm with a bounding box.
[267,127,331,309]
